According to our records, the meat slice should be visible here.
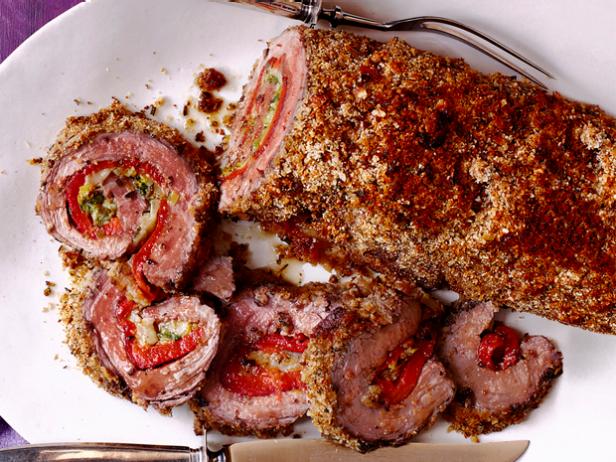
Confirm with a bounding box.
[190,283,336,437]
[303,285,455,452]
[83,269,221,409]
[438,302,563,436]
[37,101,218,292]
[192,256,235,300]
[220,25,616,335]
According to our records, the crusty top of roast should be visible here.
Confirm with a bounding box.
[256,28,616,274]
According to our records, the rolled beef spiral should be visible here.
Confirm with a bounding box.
[37,101,217,293]
[190,282,337,437]
[303,285,455,452]
[80,265,221,409]
[438,302,563,436]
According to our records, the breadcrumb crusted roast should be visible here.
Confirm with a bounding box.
[220,26,616,334]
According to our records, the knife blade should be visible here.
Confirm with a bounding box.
[228,439,530,462]
[0,439,529,462]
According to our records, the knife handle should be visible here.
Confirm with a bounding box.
[0,442,206,462]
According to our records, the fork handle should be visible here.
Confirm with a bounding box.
[320,5,385,29]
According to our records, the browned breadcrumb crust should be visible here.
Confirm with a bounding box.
[198,92,224,114]
[302,283,446,452]
[444,360,562,437]
[195,68,226,115]
[223,26,616,334]
[58,248,131,402]
[39,100,219,290]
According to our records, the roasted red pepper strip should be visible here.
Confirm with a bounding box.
[131,199,170,302]
[223,56,288,181]
[374,337,436,407]
[221,362,301,397]
[127,328,203,370]
[494,324,522,369]
[116,297,137,337]
[221,333,306,397]
[254,333,308,353]
[220,353,274,396]
[478,323,521,371]
[66,170,94,238]
[221,350,303,397]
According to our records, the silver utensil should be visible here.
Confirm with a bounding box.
[0,437,530,462]
[213,0,553,88]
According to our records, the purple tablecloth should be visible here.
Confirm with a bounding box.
[0,417,26,449]
[0,0,81,448]
[1,0,81,62]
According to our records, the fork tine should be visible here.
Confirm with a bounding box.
[412,19,548,88]
[413,17,554,79]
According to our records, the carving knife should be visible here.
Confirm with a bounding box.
[0,438,529,461]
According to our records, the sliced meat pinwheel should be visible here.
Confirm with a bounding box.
[190,283,336,437]
[438,302,563,437]
[303,287,455,452]
[82,268,221,409]
[37,101,217,293]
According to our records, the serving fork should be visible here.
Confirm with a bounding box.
[213,0,553,88]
